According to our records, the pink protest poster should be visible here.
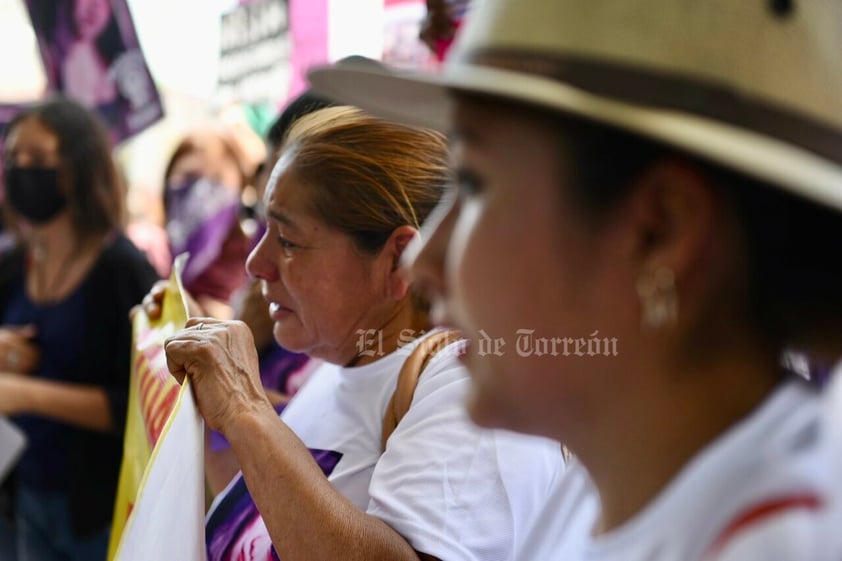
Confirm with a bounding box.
[287,0,329,102]
[383,0,435,70]
[24,0,164,145]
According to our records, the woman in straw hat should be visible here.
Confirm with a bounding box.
[310,0,842,560]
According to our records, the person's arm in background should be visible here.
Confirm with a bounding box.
[0,376,114,431]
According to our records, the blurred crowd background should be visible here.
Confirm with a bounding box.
[0,0,439,249]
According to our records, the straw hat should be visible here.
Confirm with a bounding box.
[308,0,842,211]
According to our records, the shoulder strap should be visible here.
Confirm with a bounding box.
[381,330,462,451]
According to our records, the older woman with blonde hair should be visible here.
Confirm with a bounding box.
[157,106,564,561]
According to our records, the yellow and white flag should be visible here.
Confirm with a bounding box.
[108,254,206,561]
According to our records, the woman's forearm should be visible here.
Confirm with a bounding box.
[3,375,114,432]
[226,406,437,561]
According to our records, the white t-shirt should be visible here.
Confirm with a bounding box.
[205,331,565,561]
[709,375,842,561]
[516,380,842,561]
[817,371,842,560]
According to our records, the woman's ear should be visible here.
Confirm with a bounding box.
[620,157,746,335]
[382,224,420,301]
[626,157,721,284]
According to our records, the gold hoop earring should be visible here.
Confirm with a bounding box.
[636,267,678,329]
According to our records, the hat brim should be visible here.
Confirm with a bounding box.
[308,63,842,213]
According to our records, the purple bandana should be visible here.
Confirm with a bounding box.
[166,176,241,287]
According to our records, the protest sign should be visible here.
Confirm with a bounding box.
[113,376,206,561]
[24,0,164,144]
[107,254,199,560]
[218,0,291,104]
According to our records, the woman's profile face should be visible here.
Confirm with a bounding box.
[246,157,394,366]
[74,0,112,40]
[410,98,634,436]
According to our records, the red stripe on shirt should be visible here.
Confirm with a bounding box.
[706,494,824,557]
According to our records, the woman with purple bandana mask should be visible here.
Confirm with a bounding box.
[162,129,257,320]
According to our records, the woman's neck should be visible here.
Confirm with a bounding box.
[345,300,429,368]
[29,215,77,259]
[572,349,782,536]
[26,218,106,303]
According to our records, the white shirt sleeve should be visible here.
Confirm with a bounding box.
[366,350,564,561]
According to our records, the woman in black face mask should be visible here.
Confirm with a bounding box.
[0,96,158,561]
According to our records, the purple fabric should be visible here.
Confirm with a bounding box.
[185,229,251,302]
[166,176,240,287]
[257,344,310,399]
[24,0,164,145]
[205,448,343,561]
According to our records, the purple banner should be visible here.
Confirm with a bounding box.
[0,104,27,141]
[24,0,164,145]
[205,448,342,561]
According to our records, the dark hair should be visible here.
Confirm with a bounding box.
[533,103,842,355]
[67,0,125,67]
[265,91,333,149]
[252,91,334,190]
[256,56,384,185]
[90,16,124,68]
[4,95,126,238]
[263,53,386,150]
[721,169,842,355]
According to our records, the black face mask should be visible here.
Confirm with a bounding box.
[3,166,67,224]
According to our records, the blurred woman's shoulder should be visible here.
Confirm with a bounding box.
[93,232,160,290]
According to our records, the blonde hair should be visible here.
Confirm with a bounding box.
[281,106,449,253]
